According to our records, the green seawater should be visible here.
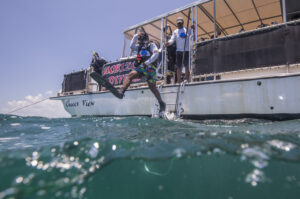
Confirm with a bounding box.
[0,114,300,199]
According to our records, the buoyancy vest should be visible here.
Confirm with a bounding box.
[135,42,153,67]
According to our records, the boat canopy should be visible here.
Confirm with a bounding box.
[123,0,284,47]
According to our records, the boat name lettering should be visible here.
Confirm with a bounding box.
[65,100,79,107]
[65,100,95,107]
[82,100,95,107]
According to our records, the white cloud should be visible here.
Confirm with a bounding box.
[0,91,70,118]
[45,90,53,95]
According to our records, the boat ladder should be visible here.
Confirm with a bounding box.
[152,81,186,119]
[175,81,186,118]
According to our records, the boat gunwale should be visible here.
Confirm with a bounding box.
[51,71,300,100]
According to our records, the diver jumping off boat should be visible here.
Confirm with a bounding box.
[117,27,166,113]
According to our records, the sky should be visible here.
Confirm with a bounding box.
[0,0,197,117]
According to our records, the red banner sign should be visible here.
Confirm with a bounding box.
[101,58,146,86]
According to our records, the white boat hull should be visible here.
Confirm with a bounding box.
[52,74,300,120]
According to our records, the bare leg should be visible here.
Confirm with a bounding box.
[122,71,139,91]
[172,71,176,84]
[148,82,163,103]
[184,66,190,82]
[176,67,182,83]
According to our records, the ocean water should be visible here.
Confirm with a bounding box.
[0,114,300,199]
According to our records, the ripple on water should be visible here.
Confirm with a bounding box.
[267,140,296,152]
[40,126,51,130]
[0,137,20,142]
[10,123,21,127]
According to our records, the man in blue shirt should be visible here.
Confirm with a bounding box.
[165,17,194,83]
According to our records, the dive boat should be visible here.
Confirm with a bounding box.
[51,0,300,120]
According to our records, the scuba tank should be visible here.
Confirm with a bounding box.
[134,33,152,67]
[134,27,158,68]
[134,44,152,67]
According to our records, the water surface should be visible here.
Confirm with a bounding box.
[0,114,300,199]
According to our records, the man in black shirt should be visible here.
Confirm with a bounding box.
[90,51,107,75]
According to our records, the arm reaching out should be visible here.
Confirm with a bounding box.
[130,34,139,52]
[144,43,159,66]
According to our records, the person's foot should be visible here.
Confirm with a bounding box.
[159,101,166,113]
[116,88,125,99]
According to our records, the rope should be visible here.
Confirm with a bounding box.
[6,97,50,115]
